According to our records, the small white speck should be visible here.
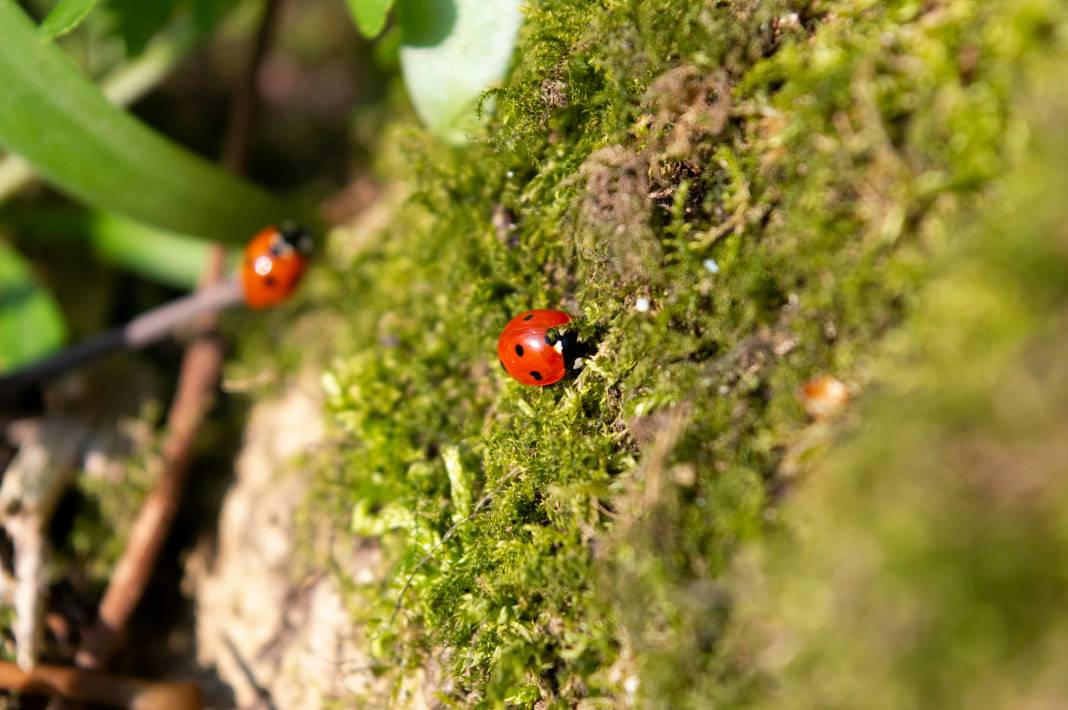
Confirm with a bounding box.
[506,170,515,178]
[635,297,651,313]
[321,372,341,398]
[624,676,640,695]
[703,258,720,274]
[254,255,273,276]
[553,341,564,354]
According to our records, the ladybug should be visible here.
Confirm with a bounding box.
[241,222,313,309]
[497,309,573,386]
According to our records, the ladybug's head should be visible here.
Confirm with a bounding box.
[277,221,314,257]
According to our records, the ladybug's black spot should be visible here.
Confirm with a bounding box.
[515,344,524,357]
[523,313,534,321]
[264,276,277,287]
[530,370,543,381]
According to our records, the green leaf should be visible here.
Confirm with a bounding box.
[105,0,180,55]
[190,0,240,33]
[38,0,101,40]
[0,0,291,243]
[0,241,65,373]
[86,213,234,288]
[345,0,395,39]
[397,0,522,143]
[0,206,236,289]
[1,14,220,204]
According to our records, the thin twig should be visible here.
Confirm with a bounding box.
[389,470,521,625]
[0,280,243,397]
[222,634,278,710]
[73,0,285,672]
[0,660,203,709]
[75,248,229,671]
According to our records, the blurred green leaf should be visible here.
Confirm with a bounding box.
[191,0,240,33]
[0,0,289,243]
[0,206,236,289]
[0,241,65,373]
[38,0,101,40]
[397,0,522,143]
[104,0,180,55]
[1,13,228,204]
[372,24,402,69]
[87,213,232,288]
[346,0,395,38]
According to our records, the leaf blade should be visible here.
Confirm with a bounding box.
[38,0,100,40]
[0,206,236,289]
[0,0,291,243]
[0,241,66,373]
[397,0,522,143]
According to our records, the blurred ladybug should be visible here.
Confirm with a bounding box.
[241,222,313,309]
[498,309,575,386]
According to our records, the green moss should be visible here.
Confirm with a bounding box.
[66,456,156,587]
[0,606,15,663]
[308,0,1068,706]
[734,60,1068,709]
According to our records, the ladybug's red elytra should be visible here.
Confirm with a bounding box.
[241,223,313,309]
[497,309,572,386]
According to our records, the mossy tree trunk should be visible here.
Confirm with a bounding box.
[305,1,1068,706]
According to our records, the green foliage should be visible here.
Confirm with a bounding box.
[342,0,522,140]
[68,430,158,586]
[38,0,101,39]
[1,206,231,289]
[312,0,1068,706]
[79,213,230,289]
[104,0,181,55]
[0,240,66,372]
[397,0,522,142]
[346,0,395,38]
[0,0,289,243]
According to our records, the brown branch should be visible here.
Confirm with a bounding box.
[0,660,202,710]
[73,0,286,673]
[75,249,228,670]
[0,280,243,397]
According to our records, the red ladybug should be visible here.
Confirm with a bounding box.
[497,309,572,386]
[241,222,313,309]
